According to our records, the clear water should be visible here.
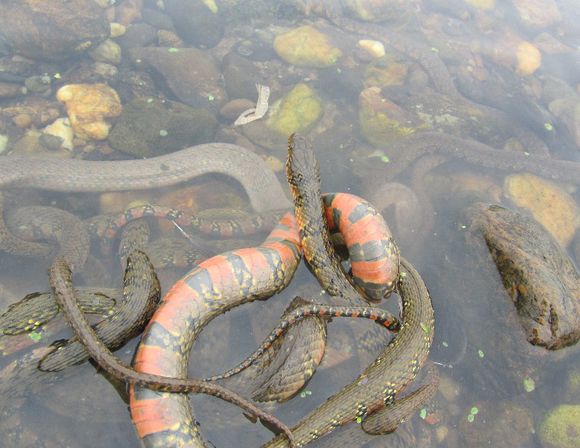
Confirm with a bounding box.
[0,1,579,447]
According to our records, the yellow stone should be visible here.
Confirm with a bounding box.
[358,87,423,146]
[364,60,408,88]
[358,39,385,59]
[56,83,122,140]
[266,83,322,136]
[504,173,580,247]
[110,23,126,38]
[99,192,149,214]
[516,41,542,75]
[202,0,218,13]
[274,25,342,68]
[43,117,74,150]
[465,0,495,10]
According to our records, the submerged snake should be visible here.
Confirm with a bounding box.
[261,135,434,447]
[126,134,428,447]
[0,143,290,212]
[47,256,296,447]
[2,135,432,446]
[0,143,290,358]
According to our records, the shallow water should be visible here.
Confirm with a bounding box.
[0,1,579,447]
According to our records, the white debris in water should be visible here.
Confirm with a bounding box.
[234,84,270,126]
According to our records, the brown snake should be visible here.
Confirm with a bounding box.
[0,143,291,212]
[48,256,296,447]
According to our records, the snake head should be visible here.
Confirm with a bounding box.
[287,133,321,185]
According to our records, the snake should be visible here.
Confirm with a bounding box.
[0,287,117,336]
[0,244,160,423]
[377,132,580,185]
[88,203,284,241]
[126,133,424,448]
[261,257,433,447]
[47,255,296,447]
[129,212,303,447]
[2,202,91,271]
[0,143,290,350]
[260,135,435,447]
[37,222,161,371]
[0,136,430,444]
[0,143,291,212]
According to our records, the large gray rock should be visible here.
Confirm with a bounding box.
[164,0,224,49]
[128,47,226,112]
[108,97,218,157]
[0,0,109,61]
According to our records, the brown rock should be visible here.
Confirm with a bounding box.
[512,0,561,29]
[56,83,122,140]
[1,98,60,127]
[114,0,143,26]
[504,173,580,247]
[0,0,110,61]
[128,47,226,111]
[11,114,32,129]
[0,82,25,99]
[219,99,255,120]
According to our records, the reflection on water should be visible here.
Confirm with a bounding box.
[0,0,579,447]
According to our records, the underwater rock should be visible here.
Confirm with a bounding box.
[219,99,255,121]
[482,31,542,76]
[115,0,143,26]
[516,41,542,75]
[0,83,24,99]
[273,25,342,68]
[464,0,495,10]
[549,97,580,149]
[343,0,422,22]
[108,97,217,157]
[43,118,74,151]
[164,0,224,49]
[465,203,580,350]
[504,173,580,247]
[358,86,423,147]
[89,39,122,66]
[56,83,122,141]
[266,83,322,136]
[512,0,561,29]
[565,369,580,399]
[128,47,225,111]
[363,57,408,88]
[539,404,580,448]
[222,52,262,100]
[458,400,534,447]
[0,0,109,61]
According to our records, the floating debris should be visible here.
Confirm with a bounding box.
[523,377,536,393]
[467,406,479,423]
[367,149,391,163]
[299,389,312,398]
[234,84,270,126]
[29,331,42,342]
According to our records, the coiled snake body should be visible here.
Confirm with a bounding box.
[127,134,432,447]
